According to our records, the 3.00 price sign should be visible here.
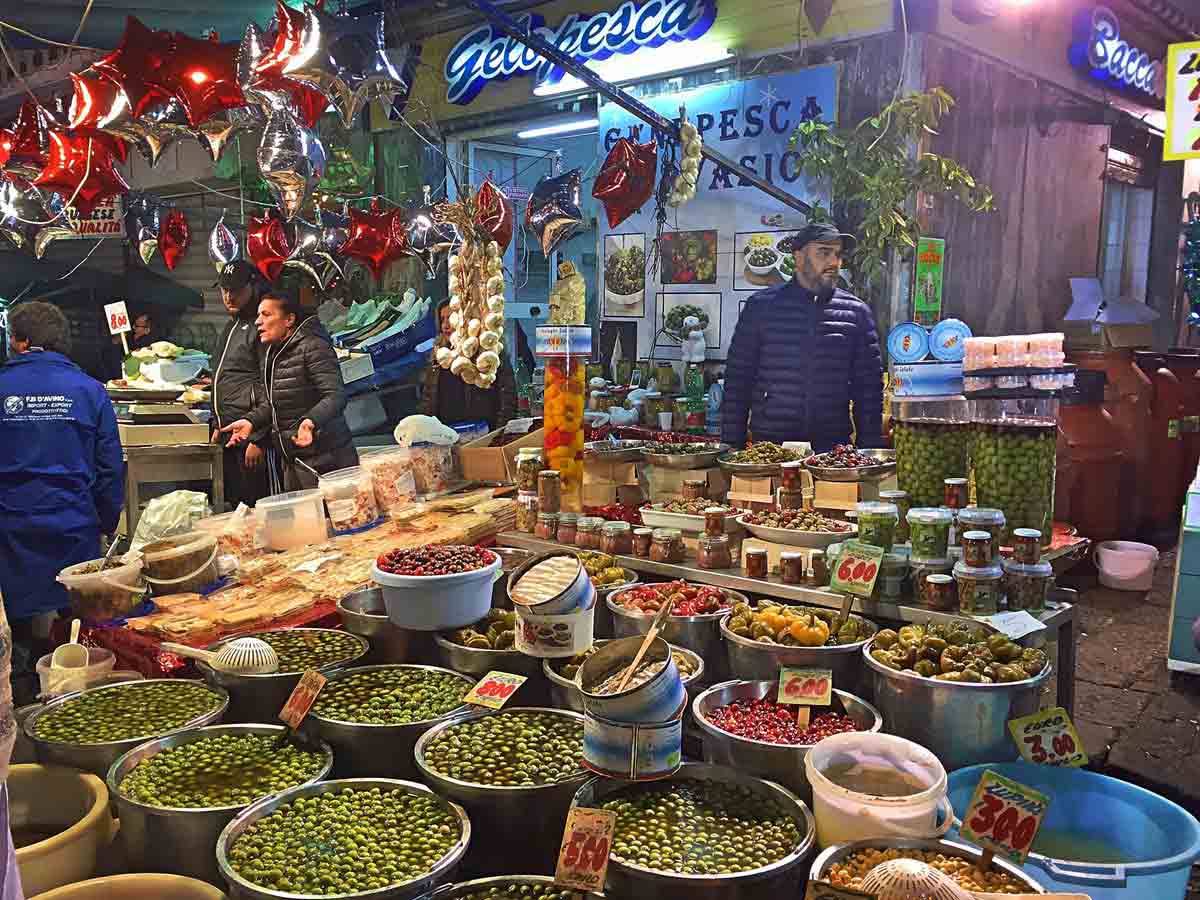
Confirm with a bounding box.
[958,770,1050,865]
[464,670,527,709]
[1008,706,1089,768]
[555,807,616,891]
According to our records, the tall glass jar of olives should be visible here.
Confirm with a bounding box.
[971,398,1058,548]
[893,397,972,508]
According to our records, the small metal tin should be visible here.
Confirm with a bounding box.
[577,636,684,724]
[514,584,597,658]
[887,321,931,364]
[930,317,973,362]
[507,551,589,615]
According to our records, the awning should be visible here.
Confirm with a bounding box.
[0,252,202,309]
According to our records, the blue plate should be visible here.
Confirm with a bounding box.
[930,318,972,362]
[887,322,930,364]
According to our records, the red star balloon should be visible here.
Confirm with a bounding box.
[0,100,53,179]
[340,199,406,281]
[247,210,292,282]
[158,208,191,271]
[592,138,658,228]
[155,32,244,127]
[475,179,513,253]
[93,17,175,120]
[243,5,328,129]
[33,131,129,216]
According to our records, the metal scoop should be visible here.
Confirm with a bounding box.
[162,637,280,674]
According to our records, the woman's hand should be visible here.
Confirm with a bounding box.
[219,419,254,447]
[292,419,316,448]
[243,442,264,469]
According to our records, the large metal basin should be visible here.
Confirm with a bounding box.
[863,639,1052,770]
[692,681,881,801]
[608,585,747,676]
[721,612,875,698]
[571,762,815,900]
[339,587,433,664]
[107,724,333,885]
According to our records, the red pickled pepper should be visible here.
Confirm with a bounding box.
[617,581,731,616]
[707,698,860,744]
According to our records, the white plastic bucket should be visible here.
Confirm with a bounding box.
[804,731,953,848]
[1096,541,1159,592]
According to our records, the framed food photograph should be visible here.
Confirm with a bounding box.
[657,230,718,285]
[656,292,722,351]
[603,233,647,317]
[734,230,792,291]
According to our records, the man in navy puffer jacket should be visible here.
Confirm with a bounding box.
[722,224,884,451]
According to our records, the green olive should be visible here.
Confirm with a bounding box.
[252,630,364,673]
[456,883,582,900]
[971,422,1056,542]
[893,419,971,508]
[313,667,468,726]
[421,711,583,788]
[34,681,223,745]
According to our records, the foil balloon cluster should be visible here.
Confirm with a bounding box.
[525,169,583,257]
[669,118,702,207]
[283,209,346,290]
[0,176,46,253]
[0,100,53,178]
[592,139,657,228]
[125,192,165,265]
[33,131,130,216]
[257,107,327,221]
[247,209,292,282]
[406,189,458,278]
[438,239,505,389]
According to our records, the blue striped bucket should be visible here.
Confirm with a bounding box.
[582,707,683,781]
[578,636,684,724]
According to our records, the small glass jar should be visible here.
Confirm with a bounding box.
[961,530,993,567]
[516,491,539,533]
[535,512,559,540]
[601,521,633,556]
[650,528,684,563]
[632,527,653,558]
[777,488,806,511]
[590,390,612,412]
[1012,528,1042,564]
[944,477,969,510]
[878,490,910,543]
[811,549,830,585]
[780,551,805,584]
[855,501,899,552]
[954,562,1003,615]
[957,507,1005,562]
[575,517,602,550]
[556,512,578,545]
[907,507,953,560]
[681,479,707,500]
[537,470,562,515]
[780,461,805,492]
[641,390,667,426]
[922,574,957,611]
[744,547,768,579]
[515,449,543,492]
[703,507,727,538]
[874,554,909,601]
[697,534,733,570]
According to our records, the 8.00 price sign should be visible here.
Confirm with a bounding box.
[555,807,616,891]
[464,670,527,709]
[1008,706,1089,768]
[958,770,1049,865]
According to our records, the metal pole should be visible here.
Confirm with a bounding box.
[460,0,813,217]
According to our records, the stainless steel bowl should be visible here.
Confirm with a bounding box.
[307,664,474,780]
[199,628,370,724]
[808,838,1046,893]
[715,454,790,477]
[583,440,646,463]
[107,724,333,885]
[640,444,729,469]
[543,641,705,714]
[571,762,816,900]
[608,586,748,662]
[863,640,1051,770]
[432,633,546,679]
[216,778,470,900]
[424,875,601,899]
[24,679,229,778]
[802,449,898,484]
[588,570,638,639]
[720,611,876,698]
[691,681,881,800]
[414,707,589,875]
[339,588,430,664]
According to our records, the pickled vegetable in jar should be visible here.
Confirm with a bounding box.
[893,413,972,507]
[538,469,562,514]
[878,490,910,543]
[907,507,952,560]
[575,517,603,550]
[556,512,578,545]
[601,521,633,556]
[961,530,993,567]
[780,461,805,492]
[703,507,727,538]
[642,391,668,426]
[855,502,899,551]
[954,562,1003,615]
[777,488,806,510]
[697,534,732,570]
[516,492,539,533]
[649,528,684,563]
[681,479,707,500]
[972,406,1056,546]
[922,573,957,611]
[535,512,558,540]
[1004,559,1053,611]
[515,449,543,493]
[1011,528,1042,564]
[780,552,805,584]
[744,548,768,579]
[957,507,1005,562]
[944,477,969,510]
[543,355,586,512]
[632,527,653,558]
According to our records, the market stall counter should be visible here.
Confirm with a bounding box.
[124,444,225,538]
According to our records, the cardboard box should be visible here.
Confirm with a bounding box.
[457,428,545,484]
[640,466,729,503]
[583,460,639,506]
[731,475,777,497]
[1064,278,1158,350]
[118,422,210,446]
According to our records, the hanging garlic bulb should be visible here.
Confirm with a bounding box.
[486,294,505,313]
[670,118,703,208]
[467,318,482,337]
[476,350,500,373]
[448,294,463,310]
[484,311,505,332]
[460,336,479,358]
[486,257,502,275]
[479,330,501,351]
[486,275,504,295]
[450,355,471,376]
[449,310,463,330]
[436,347,454,368]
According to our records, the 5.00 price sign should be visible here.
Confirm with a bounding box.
[958,770,1050,865]
[555,807,616,891]
[1008,706,1089,768]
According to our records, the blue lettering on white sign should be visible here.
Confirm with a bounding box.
[1068,6,1164,102]
[443,0,716,104]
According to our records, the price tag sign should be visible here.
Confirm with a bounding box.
[554,807,616,891]
[279,670,327,729]
[829,540,886,598]
[1009,706,1089,768]
[778,668,833,706]
[805,882,878,900]
[464,670,527,709]
[958,769,1050,865]
[104,301,130,336]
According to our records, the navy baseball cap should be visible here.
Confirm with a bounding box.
[780,223,857,254]
[214,260,260,290]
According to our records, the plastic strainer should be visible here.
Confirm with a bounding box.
[162,637,279,674]
[859,859,973,900]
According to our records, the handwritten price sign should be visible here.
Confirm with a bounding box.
[104,301,130,336]
[555,807,616,891]
[464,670,527,709]
[1009,706,1089,768]
[279,670,327,729]
[1165,41,1200,161]
[778,668,833,706]
[805,882,878,900]
[958,770,1049,865]
[829,540,885,598]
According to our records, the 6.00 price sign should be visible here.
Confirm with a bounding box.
[958,770,1049,865]
[1008,706,1089,768]
[555,807,616,891]
[828,540,886,599]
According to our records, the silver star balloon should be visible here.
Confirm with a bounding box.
[280,4,415,129]
[124,192,163,266]
[283,211,343,289]
[257,107,326,221]
[33,192,77,259]
[321,207,349,256]
[208,211,242,271]
[0,177,47,253]
[195,105,262,162]
[104,96,192,167]
[525,168,583,256]
[406,188,458,278]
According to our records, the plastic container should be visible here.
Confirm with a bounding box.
[409,443,456,494]
[372,550,501,630]
[907,507,952,561]
[1095,540,1160,592]
[856,502,898,551]
[929,318,971,362]
[953,562,1003,615]
[318,466,380,534]
[804,732,952,848]
[56,555,146,622]
[962,336,996,370]
[194,509,261,559]
[875,554,909,601]
[955,507,1004,561]
[994,335,1029,367]
[254,489,328,551]
[359,446,417,515]
[971,397,1058,547]
[878,490,909,543]
[1003,559,1053,611]
[28,874,226,900]
[893,396,972,508]
[948,761,1200,900]
[36,647,115,698]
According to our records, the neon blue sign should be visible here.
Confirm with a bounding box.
[443,0,717,105]
[1068,6,1164,102]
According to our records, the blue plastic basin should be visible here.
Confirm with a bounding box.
[947,762,1200,900]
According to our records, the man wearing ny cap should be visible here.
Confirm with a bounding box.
[212,261,270,506]
[722,223,883,452]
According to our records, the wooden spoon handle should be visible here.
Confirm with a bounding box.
[615,624,659,693]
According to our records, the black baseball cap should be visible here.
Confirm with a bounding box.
[780,223,857,254]
[214,260,260,291]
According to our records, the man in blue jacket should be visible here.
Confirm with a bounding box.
[0,302,124,661]
[722,223,884,451]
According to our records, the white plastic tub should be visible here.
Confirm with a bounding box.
[1096,540,1160,592]
[372,551,501,631]
[35,647,115,698]
[255,489,328,551]
[56,555,146,622]
[140,532,219,594]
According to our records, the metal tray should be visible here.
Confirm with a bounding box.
[802,448,897,483]
[639,504,744,534]
[106,387,186,403]
[716,453,792,477]
[583,439,645,463]
[736,513,856,548]
[640,443,729,469]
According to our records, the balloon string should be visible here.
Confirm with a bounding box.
[5,139,94,226]
[0,19,102,51]
[57,237,104,279]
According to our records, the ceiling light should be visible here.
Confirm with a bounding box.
[517,118,600,139]
[533,42,733,97]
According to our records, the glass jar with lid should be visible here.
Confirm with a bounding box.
[779,552,805,584]
[515,448,543,492]
[971,397,1058,547]
[744,547,769,579]
[575,516,603,550]
[556,512,578,545]
[516,492,539,533]
[697,534,732,570]
[649,528,684,563]
[632,527,653,558]
[601,521,633,555]
[641,390,668,426]
[535,512,558,540]
[892,395,971,508]
[537,470,562,514]
[681,478,707,500]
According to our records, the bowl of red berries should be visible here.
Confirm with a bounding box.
[607,580,746,664]
[372,544,502,631]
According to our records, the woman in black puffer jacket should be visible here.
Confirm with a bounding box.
[220,289,358,490]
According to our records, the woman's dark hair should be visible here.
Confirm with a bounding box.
[262,288,303,326]
[9,301,71,354]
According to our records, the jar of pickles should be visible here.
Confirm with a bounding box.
[556,512,578,545]
[538,469,562,514]
[893,396,972,508]
[516,492,539,533]
[960,530,993,567]
[601,521,633,555]
[780,552,805,584]
[957,507,1005,562]
[536,512,559,540]
[1011,528,1042,564]
[954,561,1003,615]
[855,501,899,551]
[641,391,668,427]
[744,547,768,579]
[780,461,805,492]
[811,549,830,585]
[878,490,910,543]
[875,554,909,601]
[632,527,653,558]
[1003,559,1053,611]
[543,353,586,512]
[972,397,1057,547]
[649,528,684,563]
[697,534,733,570]
[575,516,602,550]
[907,507,952,561]
[515,449,543,493]
[944,477,969,510]
[703,507,726,538]
[922,573,957,611]
[681,479,707,500]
